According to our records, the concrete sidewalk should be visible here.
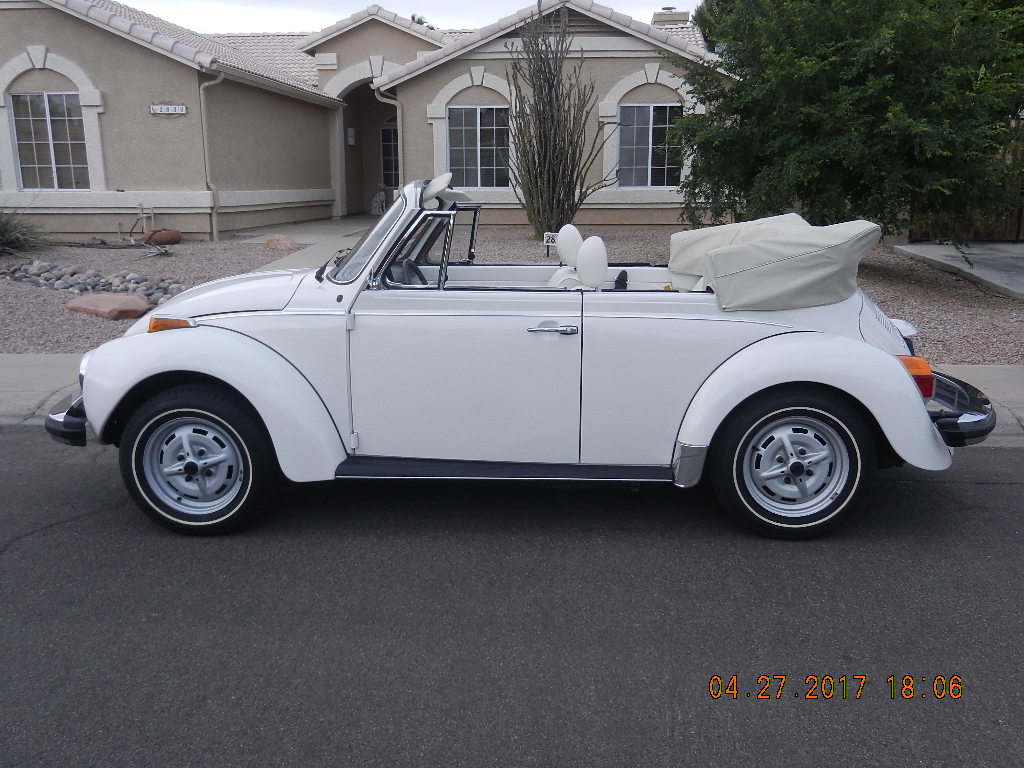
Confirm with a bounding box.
[893,241,1024,300]
[236,215,377,271]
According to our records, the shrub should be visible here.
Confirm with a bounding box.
[0,209,46,256]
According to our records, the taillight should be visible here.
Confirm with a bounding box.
[897,355,933,398]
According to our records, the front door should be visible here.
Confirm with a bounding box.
[348,289,583,463]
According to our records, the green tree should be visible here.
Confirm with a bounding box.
[692,0,733,51]
[505,4,612,237]
[673,0,1024,234]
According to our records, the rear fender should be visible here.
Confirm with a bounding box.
[83,326,347,482]
[676,332,952,471]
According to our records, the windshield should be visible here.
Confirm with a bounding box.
[326,197,407,283]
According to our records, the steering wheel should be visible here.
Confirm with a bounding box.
[402,260,428,286]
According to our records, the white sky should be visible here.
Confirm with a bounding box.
[120,1,699,34]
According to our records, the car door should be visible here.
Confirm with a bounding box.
[348,289,582,463]
[347,212,583,464]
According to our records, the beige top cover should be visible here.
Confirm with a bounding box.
[668,215,881,311]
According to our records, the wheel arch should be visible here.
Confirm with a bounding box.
[102,372,256,445]
[675,332,952,472]
[82,327,348,482]
[705,381,898,469]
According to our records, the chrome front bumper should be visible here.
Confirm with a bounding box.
[929,371,996,447]
[45,391,88,447]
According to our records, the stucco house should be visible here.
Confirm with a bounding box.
[0,0,712,238]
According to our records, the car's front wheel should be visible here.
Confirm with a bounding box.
[119,385,273,534]
[710,390,875,537]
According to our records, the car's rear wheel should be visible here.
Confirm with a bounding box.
[119,385,272,534]
[710,390,875,537]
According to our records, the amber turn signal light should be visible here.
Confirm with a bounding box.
[148,316,193,333]
[897,355,934,398]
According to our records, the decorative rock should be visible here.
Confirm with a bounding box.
[67,293,151,320]
[144,228,183,246]
[266,234,299,252]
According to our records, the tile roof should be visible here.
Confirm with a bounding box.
[373,0,720,91]
[208,33,318,87]
[660,23,707,50]
[39,0,335,102]
[33,1,711,102]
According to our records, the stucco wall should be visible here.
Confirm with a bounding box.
[395,51,695,193]
[8,68,75,92]
[0,7,208,193]
[314,20,438,96]
[620,82,684,105]
[204,78,331,191]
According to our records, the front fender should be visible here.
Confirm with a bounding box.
[83,326,347,482]
[676,332,952,471]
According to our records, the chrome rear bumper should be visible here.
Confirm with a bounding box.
[929,372,996,447]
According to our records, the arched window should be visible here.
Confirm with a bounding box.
[617,104,683,188]
[0,47,105,192]
[447,106,509,188]
[426,68,512,190]
[10,91,90,189]
[599,65,691,191]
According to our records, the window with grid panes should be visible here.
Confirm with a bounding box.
[381,117,399,188]
[11,92,90,190]
[617,104,682,187]
[447,106,509,188]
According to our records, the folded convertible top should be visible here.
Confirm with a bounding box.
[669,216,881,311]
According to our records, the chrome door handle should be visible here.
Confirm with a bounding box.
[527,325,578,335]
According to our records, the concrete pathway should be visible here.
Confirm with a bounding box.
[0,353,79,427]
[237,215,379,271]
[893,241,1024,300]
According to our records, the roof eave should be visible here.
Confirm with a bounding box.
[213,63,343,107]
[300,6,447,52]
[373,0,726,91]
[38,0,216,70]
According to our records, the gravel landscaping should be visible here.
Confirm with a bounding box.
[1,226,1022,365]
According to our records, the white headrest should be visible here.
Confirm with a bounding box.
[556,223,583,267]
[576,236,608,289]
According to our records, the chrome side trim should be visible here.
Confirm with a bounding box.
[673,443,708,488]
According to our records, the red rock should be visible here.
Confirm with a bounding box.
[67,293,151,320]
[144,228,182,245]
[265,234,299,252]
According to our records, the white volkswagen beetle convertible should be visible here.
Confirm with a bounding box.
[46,174,995,537]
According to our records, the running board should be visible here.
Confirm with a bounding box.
[335,456,672,482]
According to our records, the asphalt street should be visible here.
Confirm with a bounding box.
[1,424,1022,767]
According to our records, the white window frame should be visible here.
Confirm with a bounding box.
[617,103,683,189]
[381,116,399,189]
[9,91,91,191]
[446,105,510,190]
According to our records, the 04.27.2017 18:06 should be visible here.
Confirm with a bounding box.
[45,173,996,537]
[708,674,964,699]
